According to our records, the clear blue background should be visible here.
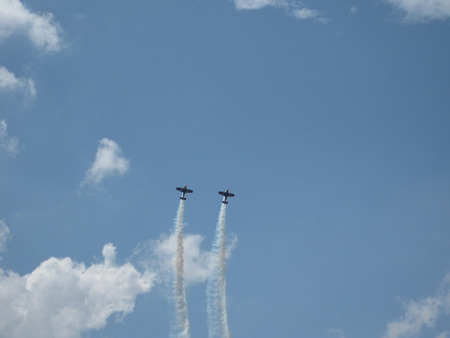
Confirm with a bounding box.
[1,1,450,337]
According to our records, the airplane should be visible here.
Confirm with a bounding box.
[218,189,235,204]
[176,185,193,200]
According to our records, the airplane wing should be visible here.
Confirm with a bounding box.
[218,191,225,196]
[228,193,235,197]
[176,187,183,192]
[186,189,193,193]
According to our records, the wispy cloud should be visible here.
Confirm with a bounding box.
[0,220,10,254]
[383,274,450,338]
[385,0,450,22]
[133,232,237,287]
[291,7,328,23]
[234,0,328,23]
[234,0,288,10]
[82,138,130,186]
[0,120,19,158]
[0,0,63,100]
[0,243,154,338]
[135,233,213,286]
[0,0,63,52]
[0,66,36,99]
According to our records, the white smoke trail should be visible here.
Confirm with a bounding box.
[206,203,231,338]
[170,199,190,338]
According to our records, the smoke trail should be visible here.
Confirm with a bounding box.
[170,199,190,338]
[206,203,231,338]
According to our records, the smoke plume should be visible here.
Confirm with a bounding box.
[170,200,190,338]
[206,203,231,338]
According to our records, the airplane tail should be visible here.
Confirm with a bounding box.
[180,197,186,200]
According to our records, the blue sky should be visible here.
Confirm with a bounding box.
[1,0,450,337]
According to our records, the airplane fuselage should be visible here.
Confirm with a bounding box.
[218,189,235,204]
[176,185,193,200]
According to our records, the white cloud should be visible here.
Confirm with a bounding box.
[0,243,154,338]
[292,7,317,19]
[292,7,328,23]
[135,233,212,286]
[384,297,441,337]
[350,6,357,14]
[0,120,20,158]
[383,274,450,338]
[234,0,288,10]
[0,220,10,253]
[436,332,450,338]
[385,0,450,22]
[133,232,237,287]
[82,138,130,186]
[0,66,36,99]
[234,0,327,22]
[0,0,63,52]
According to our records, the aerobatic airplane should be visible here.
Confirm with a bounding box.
[176,185,193,200]
[218,189,235,204]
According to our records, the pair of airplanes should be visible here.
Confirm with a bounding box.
[176,185,235,204]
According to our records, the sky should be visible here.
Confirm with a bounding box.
[1,0,450,337]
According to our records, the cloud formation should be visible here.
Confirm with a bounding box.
[0,220,10,253]
[0,0,63,52]
[234,0,327,22]
[436,332,450,338]
[134,232,237,287]
[135,233,212,286]
[291,7,328,23]
[234,0,288,10]
[0,66,36,99]
[0,120,19,158]
[383,273,450,337]
[385,0,450,22]
[0,243,154,338]
[83,138,130,186]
